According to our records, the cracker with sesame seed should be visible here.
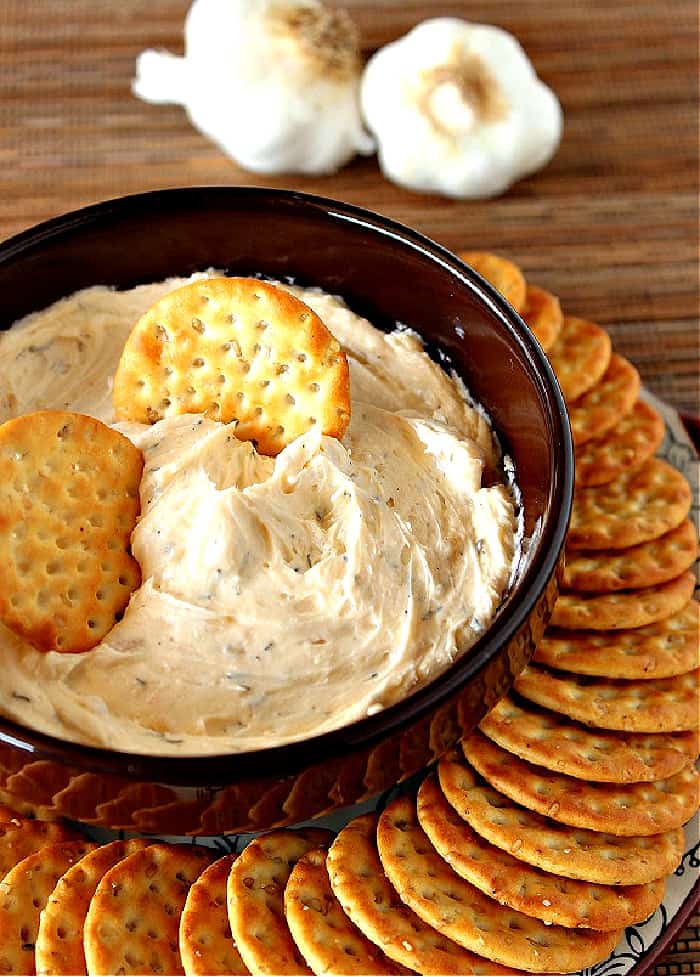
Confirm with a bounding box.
[0,840,95,977]
[83,843,213,976]
[327,813,521,976]
[35,839,149,977]
[521,284,563,351]
[533,601,700,680]
[550,571,695,631]
[457,252,527,311]
[439,751,685,884]
[480,694,697,782]
[462,729,699,836]
[226,829,333,976]
[113,277,350,456]
[513,663,700,733]
[417,772,665,930]
[576,399,665,487]
[0,409,142,653]
[179,854,249,976]
[563,520,698,593]
[546,316,612,402]
[284,847,403,975]
[568,457,692,550]
[377,793,620,973]
[568,354,640,447]
[0,818,83,879]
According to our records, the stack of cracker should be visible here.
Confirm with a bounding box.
[0,258,696,976]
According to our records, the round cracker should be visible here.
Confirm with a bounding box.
[0,818,82,879]
[576,399,665,488]
[35,839,149,977]
[284,848,401,976]
[327,814,508,976]
[534,601,700,679]
[0,409,142,653]
[179,854,248,976]
[226,829,332,976]
[113,277,350,456]
[480,694,697,782]
[417,773,665,930]
[439,751,685,885]
[0,840,95,977]
[568,457,692,550]
[546,317,612,402]
[521,284,563,351]
[514,663,700,732]
[563,520,698,592]
[457,252,527,311]
[83,843,213,976]
[377,794,620,973]
[462,729,699,837]
[551,571,696,630]
[568,354,640,447]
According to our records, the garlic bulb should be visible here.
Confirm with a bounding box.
[361,18,563,198]
[133,0,374,175]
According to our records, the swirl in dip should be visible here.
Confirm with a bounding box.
[0,277,516,755]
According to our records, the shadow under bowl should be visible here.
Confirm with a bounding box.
[0,187,573,834]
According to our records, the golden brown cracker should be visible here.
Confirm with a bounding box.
[327,814,506,976]
[514,663,699,732]
[0,840,95,977]
[417,773,665,930]
[83,843,213,976]
[377,793,620,973]
[551,571,696,630]
[568,354,641,447]
[563,520,698,592]
[480,694,697,782]
[179,854,248,976]
[227,829,333,976]
[462,729,699,836]
[521,284,563,351]
[113,277,351,456]
[35,839,148,977]
[440,750,685,885]
[457,251,527,311]
[534,601,700,679]
[576,399,665,488]
[568,457,692,550]
[547,317,612,402]
[284,848,402,975]
[0,409,142,653]
[0,818,81,879]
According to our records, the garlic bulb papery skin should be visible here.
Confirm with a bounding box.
[361,18,563,199]
[133,0,374,175]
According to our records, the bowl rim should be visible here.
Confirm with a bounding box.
[0,185,574,784]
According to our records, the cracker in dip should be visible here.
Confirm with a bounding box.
[0,276,516,755]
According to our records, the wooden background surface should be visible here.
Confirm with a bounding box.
[0,1,698,972]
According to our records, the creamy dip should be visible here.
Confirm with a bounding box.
[0,277,516,755]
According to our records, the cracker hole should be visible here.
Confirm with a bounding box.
[192,358,205,368]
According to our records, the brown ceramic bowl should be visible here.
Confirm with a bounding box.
[0,187,572,834]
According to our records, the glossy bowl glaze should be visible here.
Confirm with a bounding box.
[0,187,573,834]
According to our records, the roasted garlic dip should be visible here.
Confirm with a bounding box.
[0,277,516,755]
